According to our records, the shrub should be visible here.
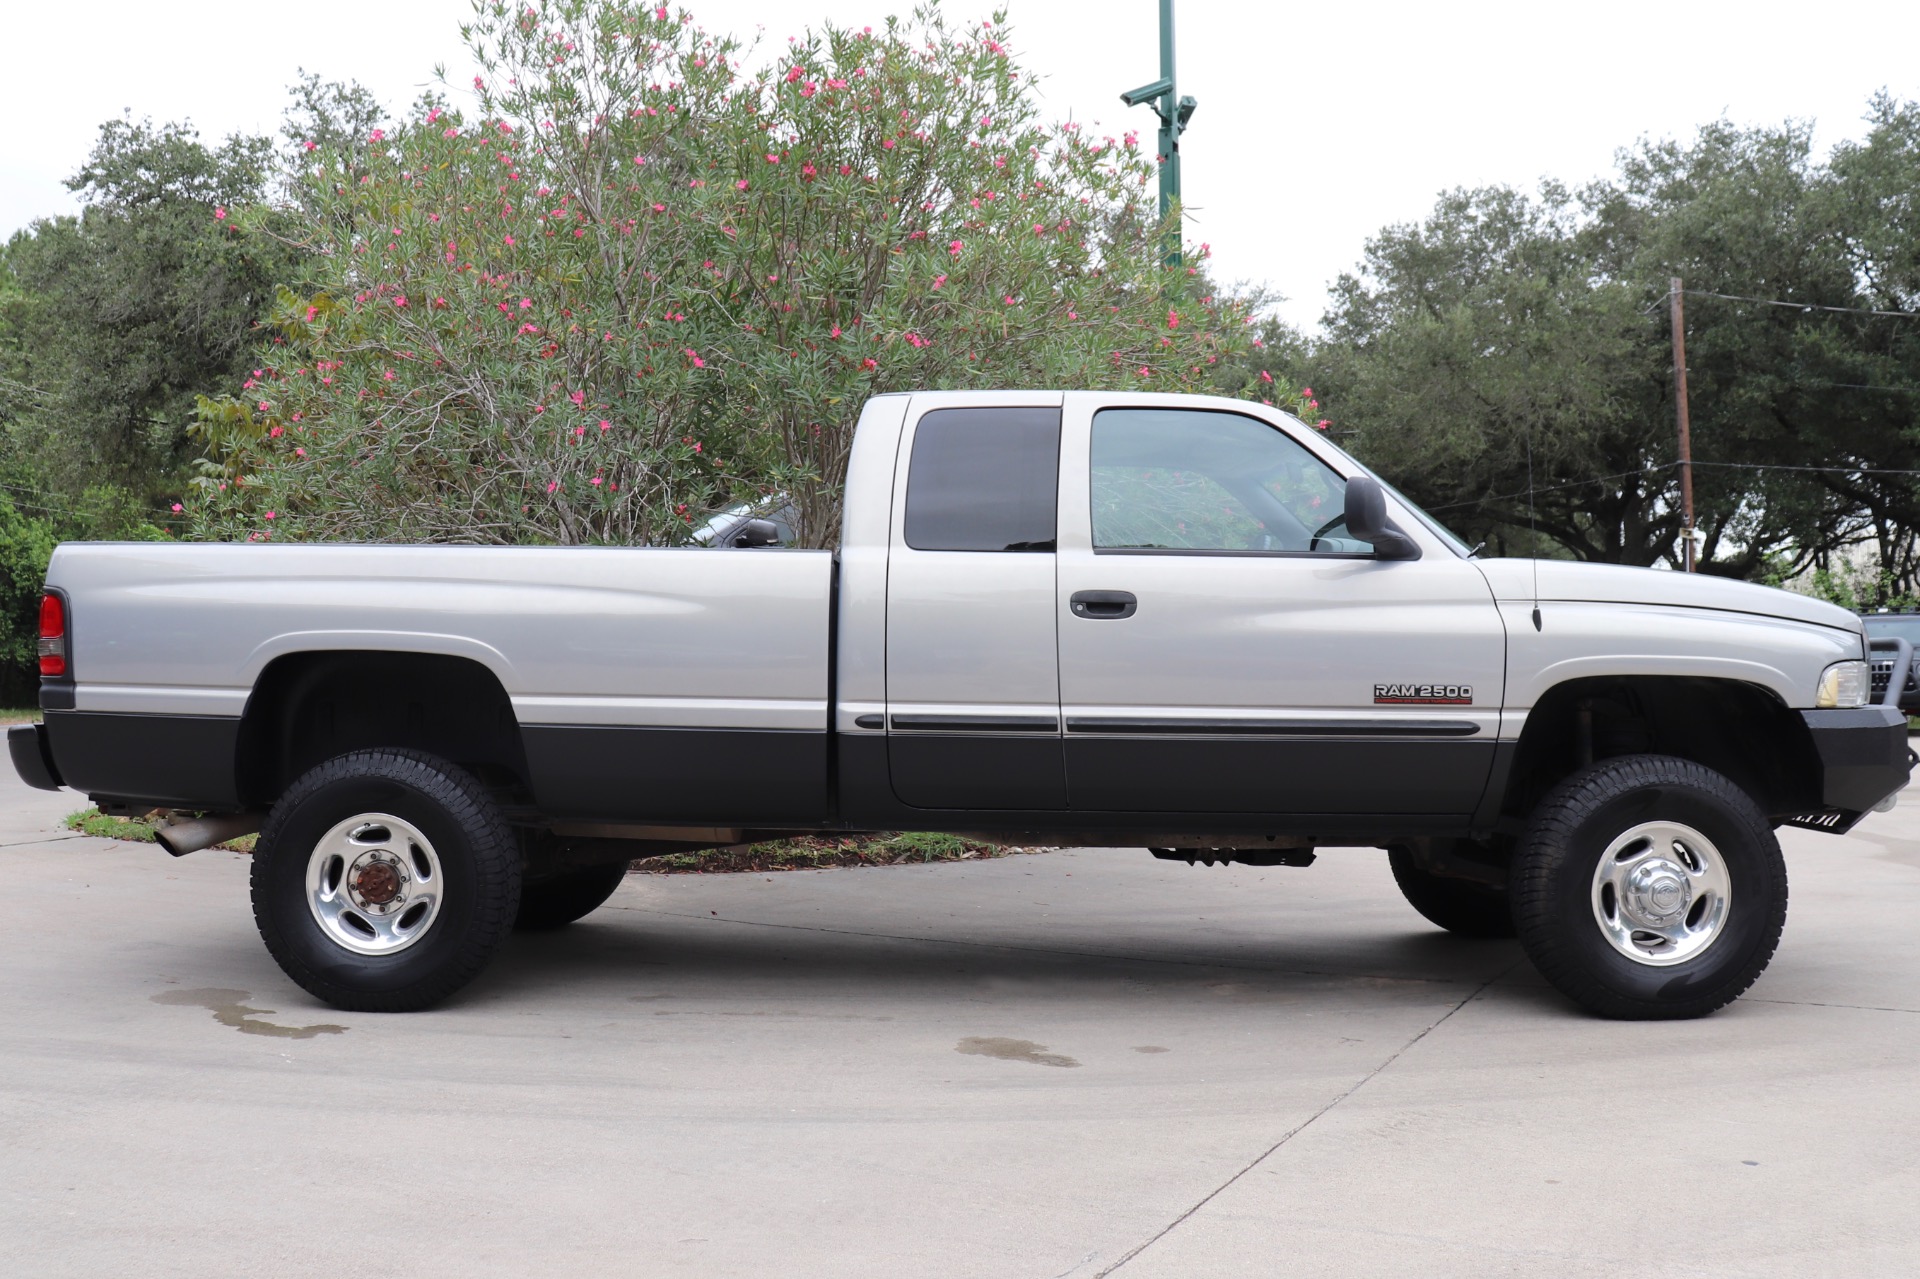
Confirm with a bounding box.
[188,1,1267,547]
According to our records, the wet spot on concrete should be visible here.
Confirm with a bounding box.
[1133,1045,1170,1054]
[955,1036,1079,1068]
[151,988,346,1039]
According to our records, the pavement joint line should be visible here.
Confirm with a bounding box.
[1747,996,1920,1014]
[1093,960,1522,1278]
[607,902,1478,987]
[0,833,97,850]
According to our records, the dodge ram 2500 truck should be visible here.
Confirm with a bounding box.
[10,391,1912,1019]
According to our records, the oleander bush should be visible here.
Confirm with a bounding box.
[187,1,1276,549]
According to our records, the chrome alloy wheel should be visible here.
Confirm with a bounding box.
[1590,820,1732,967]
[305,813,443,956]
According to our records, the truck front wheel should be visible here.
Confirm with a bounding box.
[1511,754,1787,1020]
[251,749,521,1012]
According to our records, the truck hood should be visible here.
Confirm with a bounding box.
[1473,558,1860,634]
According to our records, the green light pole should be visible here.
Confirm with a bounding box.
[1121,0,1197,267]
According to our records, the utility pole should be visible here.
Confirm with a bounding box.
[1670,277,1697,572]
[1120,0,1197,267]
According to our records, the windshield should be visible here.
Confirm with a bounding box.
[1863,615,1920,640]
[1288,416,1476,558]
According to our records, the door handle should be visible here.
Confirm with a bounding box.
[1071,590,1137,620]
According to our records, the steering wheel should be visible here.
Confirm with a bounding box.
[1309,514,1346,552]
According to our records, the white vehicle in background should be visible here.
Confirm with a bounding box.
[11,391,1911,1019]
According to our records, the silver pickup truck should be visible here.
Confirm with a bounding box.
[11,391,1912,1019]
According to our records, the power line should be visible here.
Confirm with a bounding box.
[1682,288,1920,320]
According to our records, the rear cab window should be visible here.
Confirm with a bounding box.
[903,407,1061,551]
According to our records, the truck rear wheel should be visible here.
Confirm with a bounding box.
[251,749,521,1012]
[1511,754,1786,1020]
[516,862,630,930]
[1387,845,1515,937]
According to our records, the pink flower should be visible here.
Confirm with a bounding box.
[433,297,448,308]
[1315,419,1331,430]
[504,235,516,246]
[1259,370,1273,383]
[656,4,667,17]
[652,202,666,212]
[257,400,270,411]
[265,511,276,520]
[1067,310,1078,320]
[802,162,817,180]
[860,357,878,370]
[370,129,385,142]
[948,239,964,257]
[633,154,648,166]
[213,207,227,221]
[590,476,603,486]
[394,296,408,308]
[520,297,533,309]
[800,83,816,98]
[170,503,183,513]
[573,425,586,436]
[295,448,306,457]
[570,390,586,406]
[765,152,780,164]
[444,127,460,138]
[302,140,317,152]
[1138,366,1151,377]
[599,419,612,431]
[684,348,705,367]
[269,425,284,438]
[1301,386,1314,397]
[1167,308,1179,330]
[547,480,559,493]
[932,274,946,289]
[785,66,804,83]
[830,325,842,339]
[736,179,750,191]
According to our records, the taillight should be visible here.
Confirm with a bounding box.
[37,593,65,677]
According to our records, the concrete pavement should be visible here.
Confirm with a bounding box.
[2,765,1917,1277]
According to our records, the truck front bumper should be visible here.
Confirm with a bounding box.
[1799,706,1913,824]
[8,723,64,792]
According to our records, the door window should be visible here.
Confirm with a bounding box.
[904,407,1060,551]
[1090,408,1359,553]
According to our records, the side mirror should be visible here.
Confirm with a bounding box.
[1343,477,1422,561]
[729,519,782,548]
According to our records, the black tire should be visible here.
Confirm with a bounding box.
[1511,754,1787,1020]
[515,861,630,930]
[1388,845,1516,938]
[251,749,521,1012]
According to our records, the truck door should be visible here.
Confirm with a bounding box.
[884,395,1067,809]
[1054,397,1505,816]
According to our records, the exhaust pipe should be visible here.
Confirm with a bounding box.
[156,812,265,857]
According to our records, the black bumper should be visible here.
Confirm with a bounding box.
[1801,707,1912,815]
[8,723,64,792]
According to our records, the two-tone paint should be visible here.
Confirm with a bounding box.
[24,390,1903,840]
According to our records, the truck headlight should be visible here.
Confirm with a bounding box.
[1816,660,1871,709]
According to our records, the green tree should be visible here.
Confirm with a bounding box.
[186,1,1265,548]
[6,118,295,506]
[1315,113,1920,581]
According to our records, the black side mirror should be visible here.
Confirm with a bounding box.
[729,519,782,548]
[1343,476,1422,561]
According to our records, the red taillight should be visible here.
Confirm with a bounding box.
[37,593,66,677]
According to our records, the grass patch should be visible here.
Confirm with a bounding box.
[0,708,40,726]
[65,807,257,853]
[631,830,1042,874]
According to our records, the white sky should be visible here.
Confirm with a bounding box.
[5,0,1918,330]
